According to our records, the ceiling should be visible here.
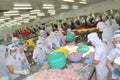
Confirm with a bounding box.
[0,0,108,17]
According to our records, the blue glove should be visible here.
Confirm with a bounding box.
[22,62,28,70]
[111,68,120,80]
[85,56,94,64]
[52,45,59,50]
[60,40,65,47]
[34,59,44,64]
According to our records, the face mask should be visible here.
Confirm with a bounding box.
[11,52,17,57]
[115,44,120,49]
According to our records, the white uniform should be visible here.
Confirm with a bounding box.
[107,48,120,79]
[6,53,24,80]
[111,19,120,32]
[33,47,46,60]
[0,45,9,79]
[87,32,108,80]
[97,22,114,53]
[94,43,108,80]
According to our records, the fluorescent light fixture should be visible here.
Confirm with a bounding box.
[30,16,37,19]
[4,11,19,14]
[61,5,69,9]
[72,5,78,9]
[37,13,45,16]
[4,13,19,16]
[14,7,32,10]
[79,1,87,4]
[62,0,74,2]
[48,10,55,12]
[81,0,86,1]
[43,6,54,9]
[14,4,31,6]
[49,13,55,15]
[14,17,22,21]
[43,4,54,7]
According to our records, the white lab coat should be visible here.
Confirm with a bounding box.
[0,45,9,79]
[14,44,30,69]
[33,47,47,60]
[107,48,120,79]
[97,22,114,53]
[94,42,108,80]
[6,53,24,80]
[111,19,120,32]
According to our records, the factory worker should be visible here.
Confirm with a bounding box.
[6,44,30,80]
[11,37,30,69]
[49,32,60,50]
[111,19,120,32]
[87,32,108,80]
[97,21,114,53]
[67,28,74,34]
[0,45,9,80]
[45,24,53,35]
[106,30,120,80]
[38,30,47,41]
[33,40,47,64]
[58,26,65,46]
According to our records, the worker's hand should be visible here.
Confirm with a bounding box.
[111,68,120,79]
[84,52,94,58]
[22,70,30,75]
[34,59,44,64]
[85,56,94,64]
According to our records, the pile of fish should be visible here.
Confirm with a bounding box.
[25,63,88,80]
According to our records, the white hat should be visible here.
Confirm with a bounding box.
[87,32,99,42]
[97,22,106,31]
[40,30,46,37]
[67,28,71,33]
[36,40,43,47]
[113,30,120,39]
[12,37,19,44]
[8,44,17,50]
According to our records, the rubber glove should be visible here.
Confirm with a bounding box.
[14,70,30,75]
[111,68,120,80]
[60,40,65,47]
[34,59,44,64]
[0,76,9,80]
[52,45,59,50]
[22,62,28,70]
[85,56,94,64]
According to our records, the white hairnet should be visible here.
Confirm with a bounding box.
[40,30,46,37]
[67,28,72,33]
[97,22,107,31]
[8,44,17,50]
[11,37,19,44]
[36,40,43,47]
[87,32,99,42]
[113,30,120,39]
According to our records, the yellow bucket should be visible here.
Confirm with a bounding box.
[53,47,68,58]
[27,39,34,47]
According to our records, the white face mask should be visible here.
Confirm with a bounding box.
[11,52,17,57]
[115,44,120,49]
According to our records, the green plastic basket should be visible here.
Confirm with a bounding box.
[19,40,26,45]
[77,45,89,54]
[47,52,66,69]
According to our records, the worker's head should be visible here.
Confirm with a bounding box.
[36,40,43,48]
[113,30,120,49]
[87,32,100,46]
[40,30,47,38]
[11,37,19,45]
[8,44,17,57]
[97,22,106,32]
[67,28,72,34]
